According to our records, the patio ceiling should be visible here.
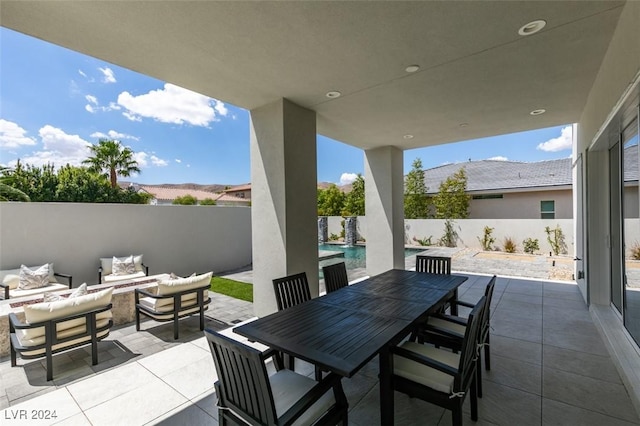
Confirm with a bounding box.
[0,1,625,150]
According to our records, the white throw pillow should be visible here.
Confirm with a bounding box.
[2,274,20,290]
[43,283,88,302]
[112,256,135,275]
[18,264,50,290]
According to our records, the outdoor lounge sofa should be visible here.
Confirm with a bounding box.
[9,286,114,381]
[98,254,149,283]
[135,272,212,339]
[1,263,72,300]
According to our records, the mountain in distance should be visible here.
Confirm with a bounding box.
[124,181,353,193]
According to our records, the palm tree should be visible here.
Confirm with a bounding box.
[0,166,30,201]
[83,139,141,188]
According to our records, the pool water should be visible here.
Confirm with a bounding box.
[318,243,424,275]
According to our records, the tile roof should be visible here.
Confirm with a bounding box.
[214,193,251,204]
[423,145,638,194]
[225,184,251,192]
[139,185,219,202]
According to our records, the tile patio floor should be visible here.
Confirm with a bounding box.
[1,274,639,425]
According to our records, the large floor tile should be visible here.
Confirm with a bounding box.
[542,328,609,356]
[490,335,542,365]
[137,341,209,377]
[161,354,216,400]
[147,401,217,425]
[542,398,640,425]
[1,388,81,425]
[500,291,543,306]
[491,317,542,343]
[83,378,188,426]
[67,361,157,410]
[543,367,639,423]
[472,380,542,426]
[542,345,620,384]
[483,354,541,395]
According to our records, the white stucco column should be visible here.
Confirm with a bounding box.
[250,99,318,317]
[364,146,405,276]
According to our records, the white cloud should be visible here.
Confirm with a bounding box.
[78,69,87,78]
[99,67,116,83]
[90,130,139,141]
[117,83,227,126]
[85,104,95,113]
[487,156,508,161]
[340,172,358,185]
[131,151,167,168]
[85,95,98,105]
[9,125,91,167]
[175,159,182,163]
[537,126,573,152]
[0,120,37,148]
[151,155,168,167]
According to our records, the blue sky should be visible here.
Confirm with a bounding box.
[0,28,573,186]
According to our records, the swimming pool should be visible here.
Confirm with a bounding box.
[318,243,425,275]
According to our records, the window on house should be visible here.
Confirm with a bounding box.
[541,200,555,219]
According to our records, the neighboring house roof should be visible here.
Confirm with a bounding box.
[214,193,251,204]
[224,184,251,193]
[423,158,572,194]
[139,185,219,202]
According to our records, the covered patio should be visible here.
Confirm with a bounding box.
[2,273,637,425]
[2,1,640,424]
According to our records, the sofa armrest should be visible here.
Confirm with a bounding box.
[142,263,149,276]
[0,282,9,300]
[98,266,103,284]
[54,272,73,289]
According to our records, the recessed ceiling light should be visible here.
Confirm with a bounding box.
[518,20,546,36]
[405,65,420,73]
[459,123,469,128]
[403,134,414,139]
[530,109,546,116]
[325,91,341,99]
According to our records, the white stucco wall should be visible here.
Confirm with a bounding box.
[327,216,576,255]
[469,189,573,219]
[0,203,252,286]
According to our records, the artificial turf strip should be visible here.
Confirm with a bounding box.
[210,276,253,302]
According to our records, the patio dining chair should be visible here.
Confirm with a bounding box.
[205,328,349,426]
[391,296,485,426]
[414,275,496,397]
[416,255,451,275]
[322,262,349,294]
[272,272,316,375]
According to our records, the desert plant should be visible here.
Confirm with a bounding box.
[478,226,495,251]
[438,219,458,248]
[503,237,517,253]
[630,242,640,260]
[412,235,433,246]
[545,225,567,255]
[329,233,340,241]
[523,238,539,254]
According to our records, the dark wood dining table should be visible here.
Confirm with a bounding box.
[234,268,468,424]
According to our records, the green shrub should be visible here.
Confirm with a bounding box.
[478,226,495,251]
[200,198,216,205]
[545,225,567,255]
[438,219,458,248]
[523,237,539,254]
[329,233,340,241]
[412,235,433,246]
[503,237,517,253]
[631,242,640,260]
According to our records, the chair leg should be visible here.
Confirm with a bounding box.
[10,343,17,367]
[452,405,463,426]
[287,353,295,371]
[485,334,491,370]
[477,352,483,398]
[135,309,141,331]
[470,374,478,421]
[174,316,179,340]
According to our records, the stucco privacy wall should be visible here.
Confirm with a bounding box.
[0,203,252,286]
[327,217,577,255]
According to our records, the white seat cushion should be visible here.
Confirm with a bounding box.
[428,317,467,336]
[156,272,213,296]
[9,283,69,299]
[393,341,460,394]
[270,369,336,425]
[103,271,146,283]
